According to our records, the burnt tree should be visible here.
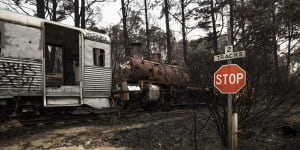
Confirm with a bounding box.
[144,0,150,60]
[121,0,130,56]
[164,0,172,63]
[181,0,187,64]
[36,0,45,18]
[81,0,86,29]
[75,0,80,27]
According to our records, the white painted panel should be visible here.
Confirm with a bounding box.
[0,21,42,60]
[83,97,110,109]
[47,97,80,105]
[84,39,111,67]
[0,9,43,28]
[46,86,80,96]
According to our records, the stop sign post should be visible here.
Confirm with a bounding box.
[214,20,247,150]
[214,45,246,149]
[214,64,246,94]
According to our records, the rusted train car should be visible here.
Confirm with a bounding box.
[113,43,189,104]
[0,10,112,119]
[0,9,190,119]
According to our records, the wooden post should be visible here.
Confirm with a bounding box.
[233,113,238,150]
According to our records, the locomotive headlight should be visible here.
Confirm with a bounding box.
[120,60,131,70]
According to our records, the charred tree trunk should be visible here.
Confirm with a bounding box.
[164,0,172,63]
[229,0,234,45]
[75,0,80,27]
[181,0,187,64]
[286,21,293,78]
[144,0,150,60]
[49,47,56,73]
[36,0,45,18]
[52,0,57,21]
[210,0,218,54]
[272,0,278,71]
[48,0,58,73]
[81,0,86,29]
[121,0,129,56]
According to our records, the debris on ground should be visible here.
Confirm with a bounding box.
[0,107,299,150]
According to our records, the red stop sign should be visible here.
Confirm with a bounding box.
[214,64,246,94]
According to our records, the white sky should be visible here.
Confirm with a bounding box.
[0,0,297,55]
[98,0,206,40]
[99,1,121,27]
[0,0,206,40]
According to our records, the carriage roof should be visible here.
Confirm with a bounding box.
[0,9,110,43]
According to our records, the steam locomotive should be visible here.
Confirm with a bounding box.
[112,43,189,107]
[0,9,189,120]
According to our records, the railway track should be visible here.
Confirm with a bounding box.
[16,103,206,127]
[19,109,118,126]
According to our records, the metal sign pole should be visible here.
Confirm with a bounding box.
[227,61,233,150]
[214,20,245,150]
[227,20,233,150]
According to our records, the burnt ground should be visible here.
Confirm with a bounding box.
[0,106,299,150]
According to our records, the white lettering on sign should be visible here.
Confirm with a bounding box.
[215,73,244,85]
[237,73,243,84]
[223,74,228,84]
[214,51,246,62]
[229,74,235,84]
[225,45,233,54]
[216,75,222,84]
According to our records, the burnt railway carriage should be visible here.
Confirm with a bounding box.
[0,9,112,117]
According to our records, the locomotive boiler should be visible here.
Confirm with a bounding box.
[113,43,189,103]
[121,56,189,86]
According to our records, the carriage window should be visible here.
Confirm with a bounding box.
[0,32,1,53]
[93,48,105,67]
[46,45,63,73]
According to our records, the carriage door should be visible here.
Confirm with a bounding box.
[82,38,112,109]
[44,23,81,106]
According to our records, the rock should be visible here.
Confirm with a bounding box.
[53,146,85,150]
[265,138,273,142]
[144,113,152,118]
[85,140,91,145]
[294,122,300,132]
[282,143,300,150]
[174,135,182,143]
[281,125,297,137]
[0,120,22,132]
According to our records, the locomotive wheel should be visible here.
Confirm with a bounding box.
[141,101,161,111]
[0,106,14,122]
[39,108,70,116]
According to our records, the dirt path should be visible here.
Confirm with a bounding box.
[0,108,299,150]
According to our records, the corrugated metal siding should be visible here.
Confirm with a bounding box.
[83,66,111,95]
[0,56,42,95]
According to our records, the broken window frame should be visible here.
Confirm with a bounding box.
[93,48,105,67]
[45,44,64,74]
[0,31,1,53]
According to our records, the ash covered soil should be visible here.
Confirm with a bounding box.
[0,107,299,150]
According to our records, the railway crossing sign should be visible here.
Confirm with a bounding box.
[214,64,246,94]
[214,46,246,62]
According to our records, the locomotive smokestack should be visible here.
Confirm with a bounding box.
[151,52,162,63]
[130,42,143,58]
